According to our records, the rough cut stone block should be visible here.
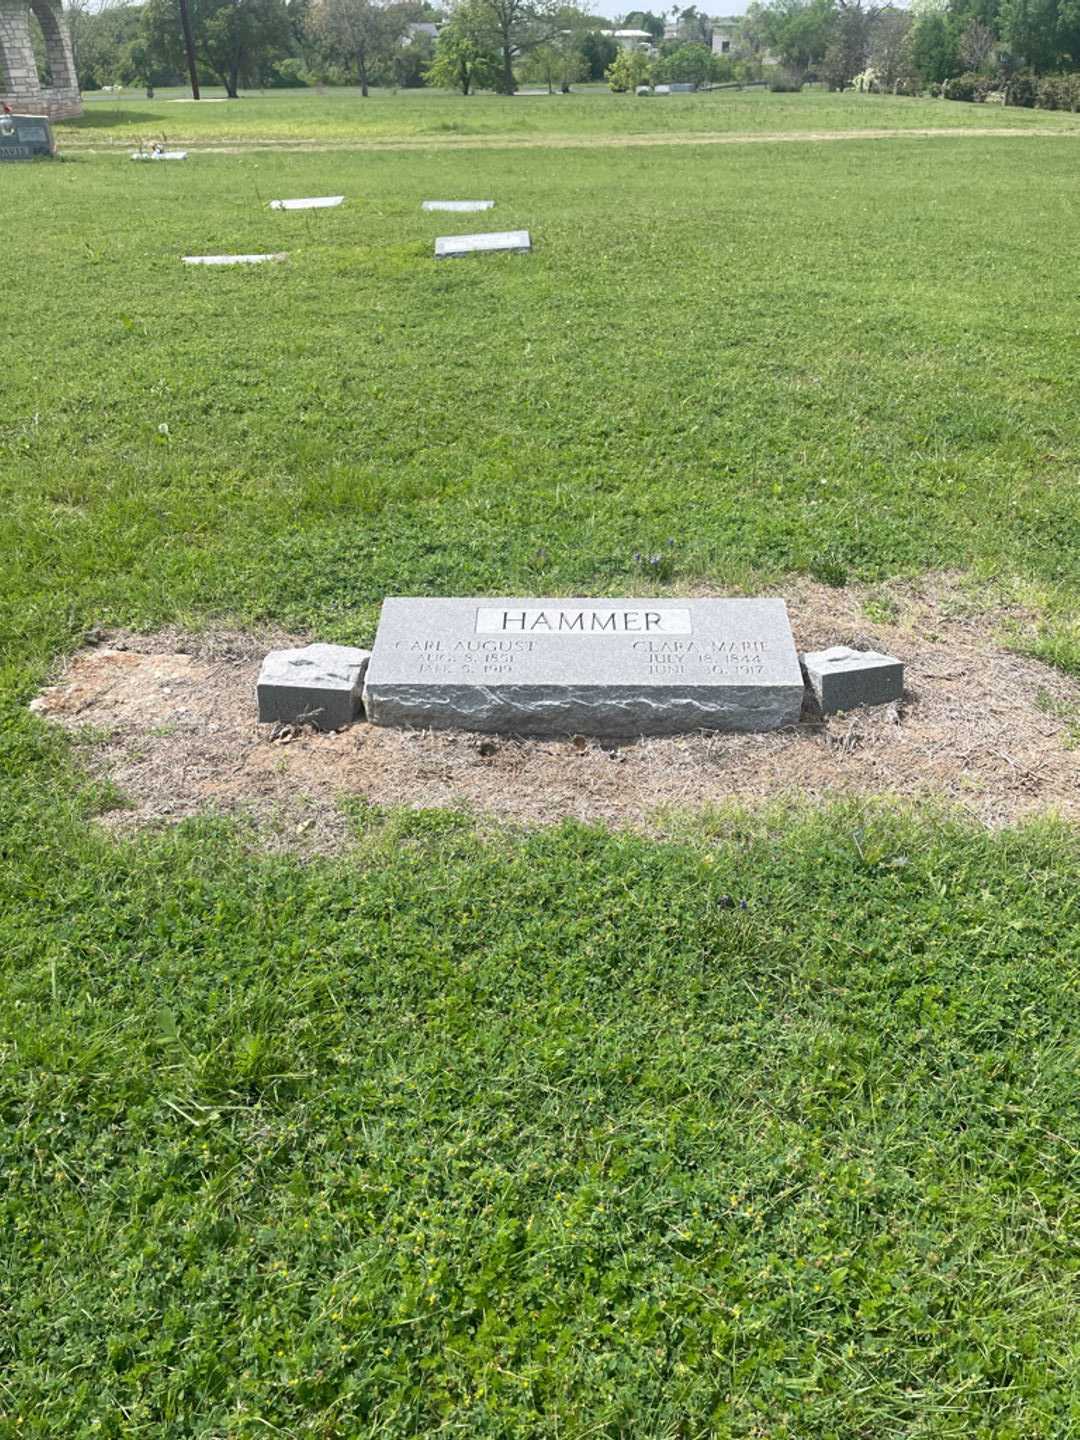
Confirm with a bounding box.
[182,253,288,266]
[269,195,344,209]
[434,230,530,259]
[363,598,804,737]
[801,645,903,714]
[257,643,371,730]
[422,200,495,212]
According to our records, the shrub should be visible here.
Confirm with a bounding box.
[1006,69,1037,107]
[606,48,652,93]
[1035,74,1080,111]
[267,58,309,88]
[769,69,803,92]
[944,71,979,101]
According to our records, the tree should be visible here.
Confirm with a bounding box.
[522,29,587,89]
[653,39,714,83]
[606,44,650,88]
[580,26,617,77]
[307,0,412,94]
[821,0,875,88]
[450,0,560,94]
[758,0,834,79]
[958,15,996,67]
[909,7,957,82]
[395,25,435,84]
[869,7,913,88]
[141,0,291,95]
[425,3,499,89]
[621,9,664,38]
[1001,0,1077,70]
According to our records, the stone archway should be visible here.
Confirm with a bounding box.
[0,0,81,119]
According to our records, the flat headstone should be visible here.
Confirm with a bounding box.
[269,195,344,210]
[182,253,288,266]
[434,230,531,259]
[132,149,187,160]
[422,200,495,212]
[801,645,903,714]
[257,643,371,730]
[0,115,55,161]
[363,598,804,737]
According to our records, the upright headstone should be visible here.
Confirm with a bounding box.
[363,597,804,736]
[434,231,531,259]
[0,114,54,161]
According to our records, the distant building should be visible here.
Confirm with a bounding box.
[711,17,740,55]
[602,28,655,52]
[404,21,439,44]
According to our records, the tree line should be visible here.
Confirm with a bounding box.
[66,0,625,97]
[64,0,1080,101]
[740,0,1080,95]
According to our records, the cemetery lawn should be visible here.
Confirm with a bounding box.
[3,101,1080,1436]
[57,83,1080,148]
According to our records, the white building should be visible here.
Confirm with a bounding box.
[602,28,655,52]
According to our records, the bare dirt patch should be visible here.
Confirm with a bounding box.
[30,576,1080,852]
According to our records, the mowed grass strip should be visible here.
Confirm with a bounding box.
[2,803,1078,1436]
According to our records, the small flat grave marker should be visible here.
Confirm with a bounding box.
[258,643,370,731]
[269,195,344,210]
[801,645,903,714]
[422,200,495,212]
[132,148,187,161]
[182,253,288,266]
[434,230,531,259]
[364,597,804,736]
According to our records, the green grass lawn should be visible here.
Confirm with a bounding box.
[59,83,1080,146]
[3,93,1079,1436]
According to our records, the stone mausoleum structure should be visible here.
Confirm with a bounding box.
[0,0,81,120]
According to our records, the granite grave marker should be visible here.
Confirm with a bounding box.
[363,597,804,736]
[0,113,54,161]
[801,645,903,714]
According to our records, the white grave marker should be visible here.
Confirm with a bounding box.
[422,200,495,212]
[182,253,288,266]
[434,230,531,259]
[269,196,344,210]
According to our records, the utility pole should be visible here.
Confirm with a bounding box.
[178,0,200,98]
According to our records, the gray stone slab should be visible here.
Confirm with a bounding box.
[132,149,187,160]
[269,195,344,209]
[0,114,55,161]
[183,253,288,266]
[257,643,371,730]
[801,645,903,714]
[422,200,495,212]
[434,230,530,259]
[363,598,804,737]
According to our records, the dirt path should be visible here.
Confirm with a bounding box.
[61,125,1080,156]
